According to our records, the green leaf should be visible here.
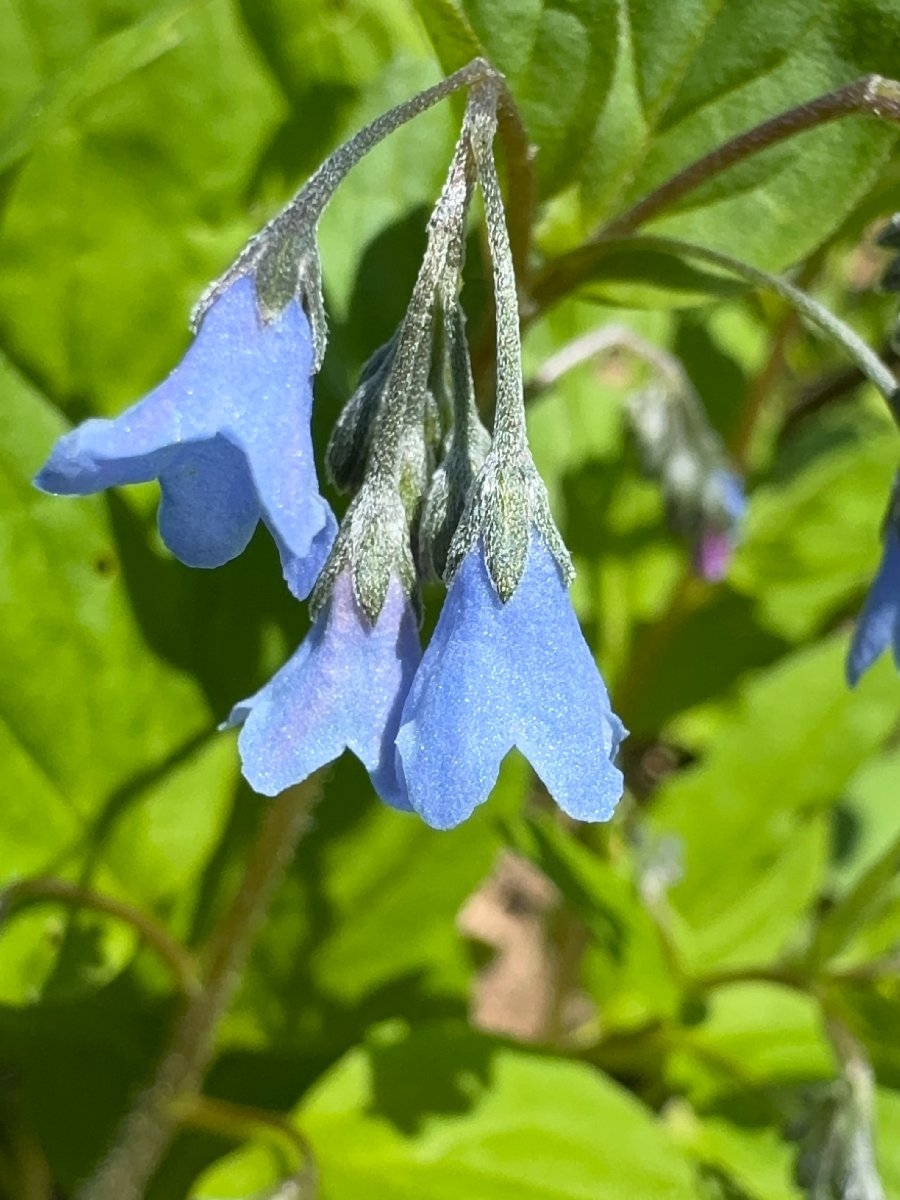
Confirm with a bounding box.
[0,0,284,408]
[193,1022,698,1199]
[523,1,900,304]
[875,1087,900,1197]
[667,983,834,1107]
[0,2,200,178]
[236,0,434,200]
[599,0,900,255]
[651,636,900,973]
[731,405,898,641]
[503,812,680,1030]
[411,0,485,79]
[0,351,239,1002]
[417,0,619,201]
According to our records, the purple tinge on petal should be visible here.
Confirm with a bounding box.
[232,571,421,808]
[694,529,735,582]
[396,534,626,830]
[693,469,746,582]
[847,528,900,686]
[34,276,335,586]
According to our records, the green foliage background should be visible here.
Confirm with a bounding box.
[1,1,900,1196]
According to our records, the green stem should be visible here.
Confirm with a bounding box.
[623,235,900,424]
[695,962,808,994]
[195,59,501,329]
[470,81,527,449]
[0,876,200,996]
[176,1095,316,1198]
[78,777,320,1200]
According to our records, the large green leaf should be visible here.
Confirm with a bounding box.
[420,0,900,305]
[0,353,240,1002]
[193,1023,698,1199]
[581,0,900,256]
[415,0,619,202]
[651,636,900,973]
[0,2,202,176]
[731,404,898,641]
[0,0,283,408]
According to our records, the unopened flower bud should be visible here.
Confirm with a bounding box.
[326,336,398,493]
[419,306,491,580]
[627,374,745,580]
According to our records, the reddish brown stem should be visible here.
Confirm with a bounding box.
[531,75,900,312]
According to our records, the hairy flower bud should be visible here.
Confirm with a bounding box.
[627,377,745,580]
[419,305,491,580]
[326,337,398,493]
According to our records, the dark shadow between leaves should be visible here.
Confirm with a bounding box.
[364,1023,497,1137]
[105,490,309,713]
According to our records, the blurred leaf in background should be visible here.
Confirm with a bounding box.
[2,0,900,1198]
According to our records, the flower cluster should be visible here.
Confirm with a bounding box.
[35,72,625,829]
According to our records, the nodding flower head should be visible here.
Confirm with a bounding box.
[35,277,336,599]
[396,531,626,829]
[228,569,420,809]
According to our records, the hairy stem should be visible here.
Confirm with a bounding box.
[532,75,900,310]
[621,235,900,422]
[470,81,527,448]
[78,777,320,1200]
[602,75,900,239]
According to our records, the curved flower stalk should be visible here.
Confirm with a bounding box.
[397,84,626,829]
[35,277,336,599]
[34,64,505,602]
[228,112,480,804]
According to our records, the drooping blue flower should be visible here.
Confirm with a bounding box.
[395,533,626,829]
[847,527,900,685]
[229,571,420,808]
[34,276,336,598]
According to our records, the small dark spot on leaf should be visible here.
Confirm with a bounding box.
[93,551,118,578]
